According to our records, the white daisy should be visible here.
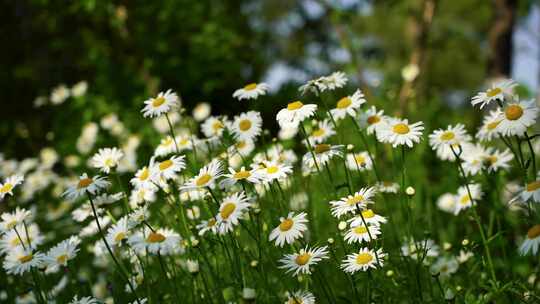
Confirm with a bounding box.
[128,227,182,255]
[3,247,45,275]
[330,187,376,218]
[45,236,81,273]
[215,192,251,234]
[344,224,381,244]
[276,101,318,128]
[90,147,124,174]
[359,106,386,135]
[0,175,24,201]
[471,79,516,109]
[430,256,459,278]
[141,89,180,118]
[330,89,366,120]
[196,218,218,236]
[376,181,400,193]
[348,209,387,227]
[454,184,483,215]
[429,124,472,161]
[181,159,224,190]
[519,224,540,255]
[377,118,424,148]
[461,143,488,176]
[476,109,503,142]
[230,111,263,141]
[233,83,269,100]
[514,172,540,203]
[0,223,44,254]
[496,99,538,136]
[308,119,335,144]
[346,152,373,171]
[257,161,292,182]
[192,102,211,121]
[436,193,457,214]
[130,166,156,191]
[154,136,179,157]
[320,71,348,92]
[149,155,186,182]
[69,295,101,304]
[106,216,130,247]
[63,173,110,200]
[0,207,32,232]
[269,212,308,247]
[401,239,440,260]
[201,116,227,138]
[483,148,513,172]
[220,166,263,189]
[129,187,157,208]
[341,248,385,273]
[278,245,329,276]
[302,144,343,170]
[285,290,316,304]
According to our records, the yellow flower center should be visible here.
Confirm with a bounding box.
[287,101,304,111]
[6,220,17,230]
[212,121,224,131]
[486,87,502,98]
[146,232,166,243]
[77,178,93,189]
[487,120,501,130]
[367,115,380,125]
[56,254,68,265]
[354,155,366,164]
[295,253,311,266]
[356,253,373,265]
[244,83,258,91]
[362,209,375,218]
[314,144,330,154]
[459,195,471,205]
[104,158,115,167]
[393,123,410,135]
[18,254,33,263]
[159,160,173,171]
[312,128,325,137]
[440,131,455,141]
[236,141,246,149]
[279,218,294,231]
[234,170,251,180]
[527,225,540,239]
[180,138,189,145]
[526,181,540,192]
[114,232,127,242]
[139,168,150,181]
[163,137,174,146]
[266,166,279,174]
[347,195,364,206]
[505,104,523,120]
[336,97,352,109]
[0,183,13,193]
[486,155,497,165]
[354,226,368,234]
[195,174,212,187]
[239,119,252,131]
[152,96,166,107]
[220,203,236,220]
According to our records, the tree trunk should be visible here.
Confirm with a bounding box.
[488,0,517,78]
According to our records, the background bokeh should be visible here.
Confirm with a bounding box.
[2,0,539,158]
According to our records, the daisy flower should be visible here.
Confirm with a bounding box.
[376,181,400,193]
[401,239,440,260]
[154,136,179,157]
[0,223,44,254]
[233,83,269,100]
[302,144,343,170]
[45,236,81,273]
[149,155,186,182]
[429,124,472,161]
[106,216,130,247]
[130,187,157,207]
[330,89,366,120]
[257,161,292,182]
[90,147,124,174]
[3,247,45,275]
[346,152,373,171]
[130,166,156,191]
[471,79,516,109]
[476,109,503,142]
[0,175,24,201]
[359,106,386,135]
[92,192,124,207]
[141,89,180,118]
[308,119,335,144]
[181,159,223,190]
[128,227,182,255]
[496,99,538,136]
[483,148,513,172]
[319,71,348,92]
[192,102,211,122]
[344,224,381,244]
[513,172,540,203]
[278,246,329,276]
[63,173,109,200]
[436,193,457,214]
[230,111,263,141]
[330,187,376,218]
[196,218,218,236]
[377,118,424,148]
[269,212,308,247]
[0,207,32,232]
[276,101,318,128]
[348,209,387,227]
[454,184,483,215]
[229,140,256,157]
[341,248,385,273]
[220,166,263,189]
[69,296,101,304]
[430,256,459,278]
[461,143,487,176]
[285,290,316,304]
[201,116,227,138]
[215,192,251,234]
[519,224,540,255]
